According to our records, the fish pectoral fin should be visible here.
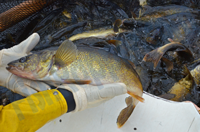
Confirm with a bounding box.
[127,91,144,102]
[113,19,122,32]
[161,57,173,72]
[55,40,77,68]
[63,79,91,84]
[117,98,134,128]
[106,40,122,47]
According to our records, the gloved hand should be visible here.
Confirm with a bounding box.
[0,33,51,96]
[57,83,127,112]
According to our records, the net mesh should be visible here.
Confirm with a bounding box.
[0,0,64,105]
[0,0,57,32]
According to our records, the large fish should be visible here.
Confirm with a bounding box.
[6,40,144,128]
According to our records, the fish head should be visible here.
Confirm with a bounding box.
[146,26,163,45]
[6,50,55,80]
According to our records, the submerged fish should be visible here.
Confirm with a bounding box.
[143,41,193,70]
[68,27,127,42]
[7,40,144,128]
[139,5,198,21]
[167,65,194,101]
[146,26,163,45]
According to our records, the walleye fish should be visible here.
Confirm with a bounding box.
[143,41,193,70]
[7,40,144,128]
[68,27,127,42]
[167,65,194,101]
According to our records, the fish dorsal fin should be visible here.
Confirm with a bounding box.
[55,40,77,67]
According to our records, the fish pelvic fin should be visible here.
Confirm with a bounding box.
[117,96,135,128]
[143,48,164,69]
[55,40,77,68]
[161,57,173,72]
[127,91,144,102]
[113,19,122,32]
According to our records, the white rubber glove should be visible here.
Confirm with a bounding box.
[0,33,51,97]
[57,83,127,112]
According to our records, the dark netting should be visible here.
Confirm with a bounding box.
[0,0,65,105]
[0,0,57,32]
[0,0,200,106]
[0,0,66,45]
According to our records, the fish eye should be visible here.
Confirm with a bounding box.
[19,57,27,63]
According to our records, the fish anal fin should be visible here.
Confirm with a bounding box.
[117,103,135,128]
[63,79,91,84]
[55,40,77,68]
[161,57,173,72]
[127,91,144,102]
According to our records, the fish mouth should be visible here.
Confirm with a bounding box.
[7,62,24,71]
[6,65,16,71]
[6,64,35,80]
[6,64,24,74]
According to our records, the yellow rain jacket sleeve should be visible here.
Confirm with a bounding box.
[0,89,68,132]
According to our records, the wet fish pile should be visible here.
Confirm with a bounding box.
[1,0,200,126]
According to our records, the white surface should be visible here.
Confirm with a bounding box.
[37,93,200,132]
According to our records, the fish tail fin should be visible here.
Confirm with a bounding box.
[117,96,135,128]
[127,91,144,102]
[143,48,164,69]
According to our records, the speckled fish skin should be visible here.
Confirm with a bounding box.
[7,43,143,128]
[7,42,143,95]
[44,46,143,96]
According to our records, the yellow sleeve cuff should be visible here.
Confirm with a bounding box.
[0,89,68,132]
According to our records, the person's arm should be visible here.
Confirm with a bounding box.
[0,83,126,132]
[0,89,67,132]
